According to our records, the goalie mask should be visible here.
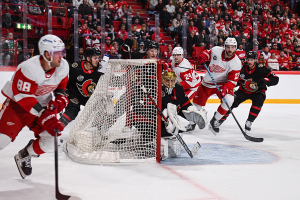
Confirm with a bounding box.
[162,69,177,95]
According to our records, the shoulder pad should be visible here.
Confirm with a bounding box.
[72,62,78,68]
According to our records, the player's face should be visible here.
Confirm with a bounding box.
[225,45,236,57]
[51,49,66,68]
[173,54,183,63]
[164,78,176,88]
[247,58,255,68]
[146,48,158,59]
[91,55,100,67]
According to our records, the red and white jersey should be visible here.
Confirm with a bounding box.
[171,58,201,99]
[1,56,69,116]
[202,46,241,88]
[235,50,246,60]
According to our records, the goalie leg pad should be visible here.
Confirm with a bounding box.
[168,136,182,158]
[167,103,186,132]
[183,106,208,129]
[160,138,169,160]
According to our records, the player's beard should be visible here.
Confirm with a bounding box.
[225,50,235,58]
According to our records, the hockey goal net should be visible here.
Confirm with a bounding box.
[63,59,162,164]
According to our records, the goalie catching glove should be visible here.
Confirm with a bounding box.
[182,105,208,129]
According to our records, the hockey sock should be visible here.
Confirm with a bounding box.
[219,110,231,123]
[26,140,40,156]
[248,105,261,122]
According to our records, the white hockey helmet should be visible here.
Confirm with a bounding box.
[224,37,237,49]
[172,47,184,56]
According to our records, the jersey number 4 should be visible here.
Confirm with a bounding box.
[17,79,31,92]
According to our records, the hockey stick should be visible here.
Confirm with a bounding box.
[54,129,82,200]
[203,64,263,142]
[141,85,201,158]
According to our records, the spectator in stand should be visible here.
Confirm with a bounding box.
[56,0,67,17]
[155,0,165,12]
[145,18,155,39]
[115,33,125,49]
[261,34,272,49]
[105,37,112,53]
[78,22,91,47]
[86,32,100,49]
[119,17,128,31]
[160,6,173,32]
[132,18,142,32]
[5,32,22,58]
[149,0,158,10]
[188,21,199,36]
[112,41,121,54]
[240,38,250,52]
[131,25,141,41]
[78,48,85,61]
[17,43,37,65]
[115,4,128,21]
[261,46,271,60]
[284,39,294,52]
[28,0,42,15]
[270,43,280,58]
[109,46,121,59]
[187,30,199,56]
[117,24,128,40]
[165,0,176,18]
[162,44,173,60]
[235,44,246,62]
[278,50,289,70]
[132,11,145,25]
[79,0,93,19]
[198,20,210,36]
[198,29,209,48]
[290,45,300,62]
[169,14,182,40]
[271,0,282,12]
[127,5,135,18]
[2,3,14,29]
[247,0,255,11]
[236,30,248,45]
[268,53,279,71]
[283,6,292,19]
[151,28,166,46]
[138,33,150,47]
[114,0,128,12]
[86,14,96,31]
[257,53,266,65]
[231,25,240,37]
[291,32,300,46]
[91,7,100,23]
[67,2,76,18]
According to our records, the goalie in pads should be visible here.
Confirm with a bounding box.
[160,69,206,160]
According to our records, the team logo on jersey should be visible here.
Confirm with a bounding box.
[35,85,57,96]
[258,64,263,68]
[72,63,78,68]
[70,98,79,104]
[77,75,84,81]
[209,64,226,73]
[162,91,165,97]
[213,55,217,60]
[76,79,97,97]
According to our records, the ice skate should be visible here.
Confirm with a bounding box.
[245,120,253,133]
[208,115,221,135]
[14,139,34,179]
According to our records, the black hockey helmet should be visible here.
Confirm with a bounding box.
[84,47,101,57]
[246,51,257,59]
[146,40,159,50]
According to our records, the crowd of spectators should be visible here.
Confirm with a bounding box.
[1,0,300,70]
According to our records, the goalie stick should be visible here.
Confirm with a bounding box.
[141,85,201,158]
[203,64,263,142]
[54,129,82,200]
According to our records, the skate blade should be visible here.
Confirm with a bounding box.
[208,124,217,136]
[14,154,26,179]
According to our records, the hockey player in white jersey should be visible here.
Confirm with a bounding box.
[0,34,69,179]
[171,47,201,100]
[193,37,242,135]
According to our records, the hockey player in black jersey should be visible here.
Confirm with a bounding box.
[213,51,279,133]
[160,69,206,159]
[60,47,105,127]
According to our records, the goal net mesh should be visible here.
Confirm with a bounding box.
[63,59,161,164]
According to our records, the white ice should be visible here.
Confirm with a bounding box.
[1,104,300,200]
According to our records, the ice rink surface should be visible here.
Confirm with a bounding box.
[0,104,300,200]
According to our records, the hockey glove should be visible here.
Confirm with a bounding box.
[49,95,69,113]
[39,109,64,136]
[165,119,176,133]
[198,53,207,65]
[218,82,235,98]
[258,78,269,88]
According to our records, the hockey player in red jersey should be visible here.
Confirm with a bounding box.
[171,47,201,100]
[0,34,69,179]
[218,51,279,133]
[193,37,242,135]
